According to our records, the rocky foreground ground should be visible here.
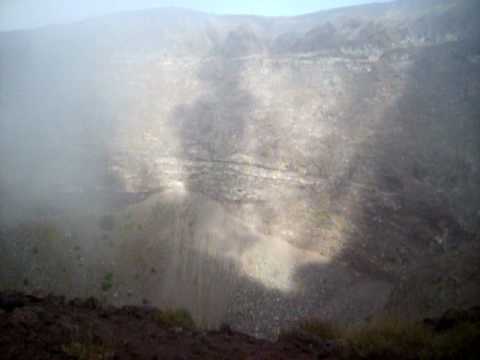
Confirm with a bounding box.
[0,291,337,360]
[1,291,479,360]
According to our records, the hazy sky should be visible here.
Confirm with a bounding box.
[0,0,394,31]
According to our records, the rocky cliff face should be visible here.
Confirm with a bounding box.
[0,0,479,338]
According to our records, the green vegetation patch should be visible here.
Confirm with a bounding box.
[283,319,341,340]
[101,272,114,292]
[153,308,196,330]
[293,313,480,360]
[343,315,433,359]
[19,222,62,242]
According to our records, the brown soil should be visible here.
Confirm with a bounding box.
[0,291,337,359]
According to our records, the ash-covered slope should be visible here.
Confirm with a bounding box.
[0,0,479,338]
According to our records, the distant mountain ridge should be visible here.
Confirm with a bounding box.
[2,0,478,57]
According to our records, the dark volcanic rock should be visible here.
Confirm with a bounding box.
[424,306,480,332]
[0,291,338,360]
[0,293,25,313]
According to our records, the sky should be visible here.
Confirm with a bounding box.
[0,0,394,31]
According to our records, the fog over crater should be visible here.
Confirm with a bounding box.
[1,0,479,338]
